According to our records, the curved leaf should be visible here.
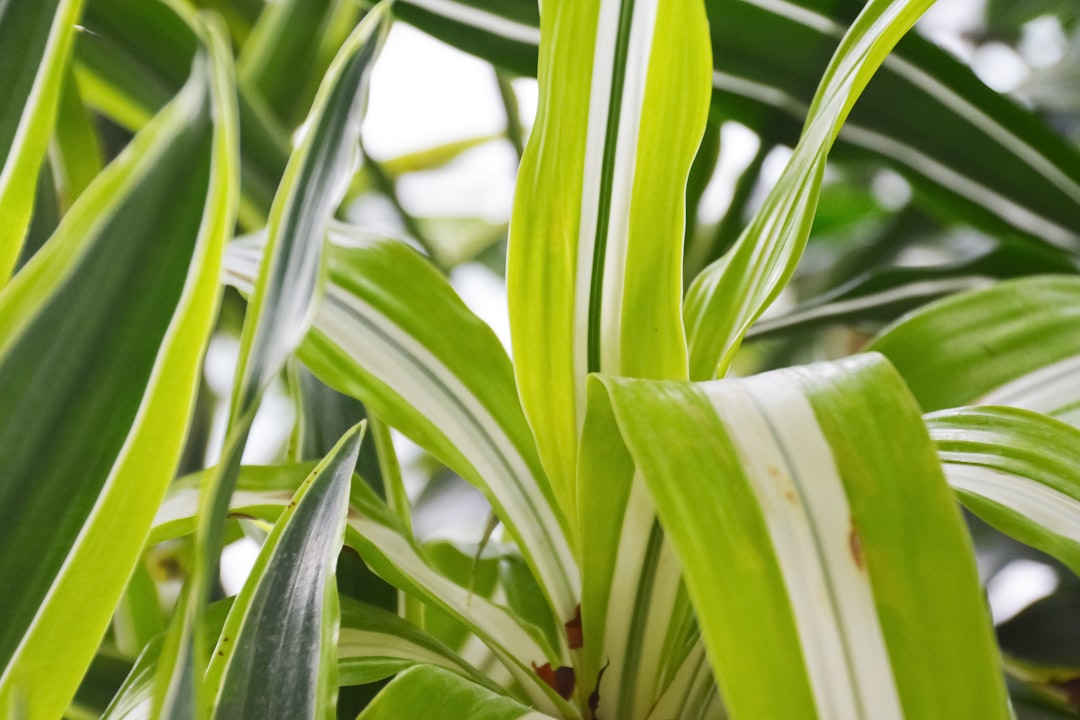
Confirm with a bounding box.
[224,228,579,629]
[0,24,236,717]
[927,406,1080,576]
[357,665,554,720]
[588,354,1009,719]
[869,276,1080,423]
[684,0,935,380]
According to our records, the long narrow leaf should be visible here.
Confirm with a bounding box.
[204,425,362,719]
[506,0,712,514]
[154,7,390,714]
[0,0,86,282]
[0,22,236,717]
[684,0,935,380]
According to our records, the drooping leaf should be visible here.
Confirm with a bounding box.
[506,0,712,522]
[203,425,362,719]
[0,20,237,717]
[927,406,1080,576]
[223,228,580,630]
[0,0,86,282]
[337,596,496,690]
[869,276,1080,424]
[588,354,1009,719]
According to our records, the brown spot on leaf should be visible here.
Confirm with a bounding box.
[849,521,864,570]
[532,661,575,700]
[588,659,611,720]
[565,604,583,650]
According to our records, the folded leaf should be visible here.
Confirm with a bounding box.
[589,354,1009,719]
[507,0,712,523]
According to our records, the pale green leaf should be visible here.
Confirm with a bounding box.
[588,354,1009,719]
[506,0,713,516]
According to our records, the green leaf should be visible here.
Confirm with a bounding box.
[337,596,496,689]
[76,0,291,227]
[154,10,391,711]
[577,379,698,718]
[0,20,237,717]
[588,354,1009,719]
[239,0,362,127]
[400,0,1080,254]
[224,228,580,629]
[747,240,1077,342]
[869,276,1080,424]
[0,0,86,283]
[507,0,712,519]
[926,406,1080,576]
[204,425,362,719]
[357,665,555,720]
[684,0,936,380]
[344,478,576,717]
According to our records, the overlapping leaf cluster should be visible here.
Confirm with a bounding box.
[3,0,1080,718]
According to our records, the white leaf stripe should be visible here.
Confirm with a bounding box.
[944,465,1080,546]
[575,0,660,408]
[601,477,686,718]
[398,0,541,46]
[710,69,1080,249]
[702,375,903,720]
[976,355,1080,420]
[317,286,579,621]
[347,518,574,718]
